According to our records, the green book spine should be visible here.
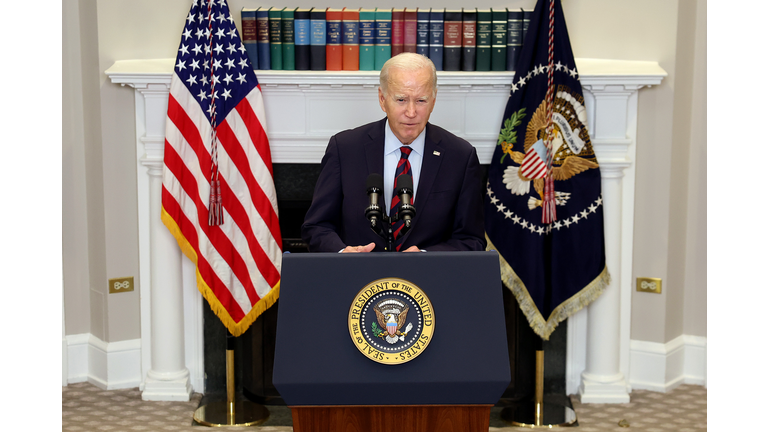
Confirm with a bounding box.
[476,10,491,71]
[269,7,283,70]
[491,8,507,71]
[374,8,392,71]
[359,9,376,71]
[281,7,296,70]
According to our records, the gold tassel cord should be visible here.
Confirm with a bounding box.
[486,235,610,340]
[161,207,280,337]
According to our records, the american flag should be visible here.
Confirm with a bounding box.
[161,0,282,337]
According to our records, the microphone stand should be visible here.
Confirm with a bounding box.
[365,174,414,252]
[369,212,408,252]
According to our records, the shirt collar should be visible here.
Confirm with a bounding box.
[384,120,426,157]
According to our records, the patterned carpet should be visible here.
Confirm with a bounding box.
[62,382,706,431]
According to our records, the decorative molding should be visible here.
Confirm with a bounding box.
[629,335,707,392]
[65,334,142,390]
[66,333,89,384]
[63,291,68,387]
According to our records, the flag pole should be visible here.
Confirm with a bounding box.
[501,339,577,428]
[193,332,271,427]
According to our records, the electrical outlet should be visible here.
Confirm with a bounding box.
[636,277,662,294]
[109,276,134,294]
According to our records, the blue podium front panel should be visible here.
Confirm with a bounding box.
[273,251,510,406]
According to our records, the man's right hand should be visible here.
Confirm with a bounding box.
[341,242,376,253]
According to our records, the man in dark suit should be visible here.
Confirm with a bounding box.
[301,53,485,253]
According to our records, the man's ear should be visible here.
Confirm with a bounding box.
[378,87,386,111]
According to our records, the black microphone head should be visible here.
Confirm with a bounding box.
[366,173,384,191]
[396,174,413,191]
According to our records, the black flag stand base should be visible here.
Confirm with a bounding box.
[501,347,578,428]
[193,332,270,427]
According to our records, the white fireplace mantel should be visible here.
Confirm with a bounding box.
[106,58,666,401]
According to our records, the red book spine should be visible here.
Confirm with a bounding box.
[342,8,359,70]
[403,9,417,53]
[443,11,463,71]
[444,19,462,47]
[326,8,343,71]
[392,9,404,57]
[462,21,476,48]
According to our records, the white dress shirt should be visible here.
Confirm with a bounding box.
[383,119,425,216]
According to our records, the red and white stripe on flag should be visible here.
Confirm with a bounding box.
[520,144,548,179]
[161,75,282,337]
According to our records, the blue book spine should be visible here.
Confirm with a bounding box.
[295,10,310,70]
[327,21,342,45]
[429,9,444,71]
[522,10,532,46]
[506,10,522,72]
[416,10,430,57]
[242,9,258,70]
[256,8,271,70]
[310,9,326,70]
[343,20,359,44]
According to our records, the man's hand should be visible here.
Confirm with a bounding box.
[342,243,376,253]
[401,245,421,252]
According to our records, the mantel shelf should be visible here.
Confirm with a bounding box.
[106,57,666,88]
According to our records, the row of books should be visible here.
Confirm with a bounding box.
[242,7,533,72]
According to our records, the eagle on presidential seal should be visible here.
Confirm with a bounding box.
[373,299,413,344]
[498,85,599,211]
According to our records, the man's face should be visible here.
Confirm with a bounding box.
[378,67,436,145]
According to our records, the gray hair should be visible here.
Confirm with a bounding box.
[379,53,437,97]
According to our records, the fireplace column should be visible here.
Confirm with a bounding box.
[579,163,630,403]
[133,82,193,401]
[576,82,643,403]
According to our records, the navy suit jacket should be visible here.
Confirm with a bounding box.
[301,118,486,252]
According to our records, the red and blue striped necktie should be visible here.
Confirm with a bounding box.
[391,146,413,250]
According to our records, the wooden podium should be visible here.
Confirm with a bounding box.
[273,252,510,432]
[290,405,491,432]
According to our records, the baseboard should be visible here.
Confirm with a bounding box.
[66,333,142,390]
[629,334,706,392]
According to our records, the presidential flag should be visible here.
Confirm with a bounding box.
[162,0,282,337]
[485,0,609,340]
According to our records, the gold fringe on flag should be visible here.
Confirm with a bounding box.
[486,235,610,341]
[161,207,280,337]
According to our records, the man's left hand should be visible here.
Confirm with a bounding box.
[401,246,421,252]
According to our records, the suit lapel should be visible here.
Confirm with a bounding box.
[402,123,443,245]
[365,118,387,176]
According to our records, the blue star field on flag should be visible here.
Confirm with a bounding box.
[484,0,610,340]
[174,0,259,128]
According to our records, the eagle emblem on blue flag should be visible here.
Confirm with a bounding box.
[485,0,610,340]
[501,86,599,211]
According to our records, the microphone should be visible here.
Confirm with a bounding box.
[365,173,384,229]
[395,174,415,228]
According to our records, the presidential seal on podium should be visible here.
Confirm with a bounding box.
[348,278,435,365]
